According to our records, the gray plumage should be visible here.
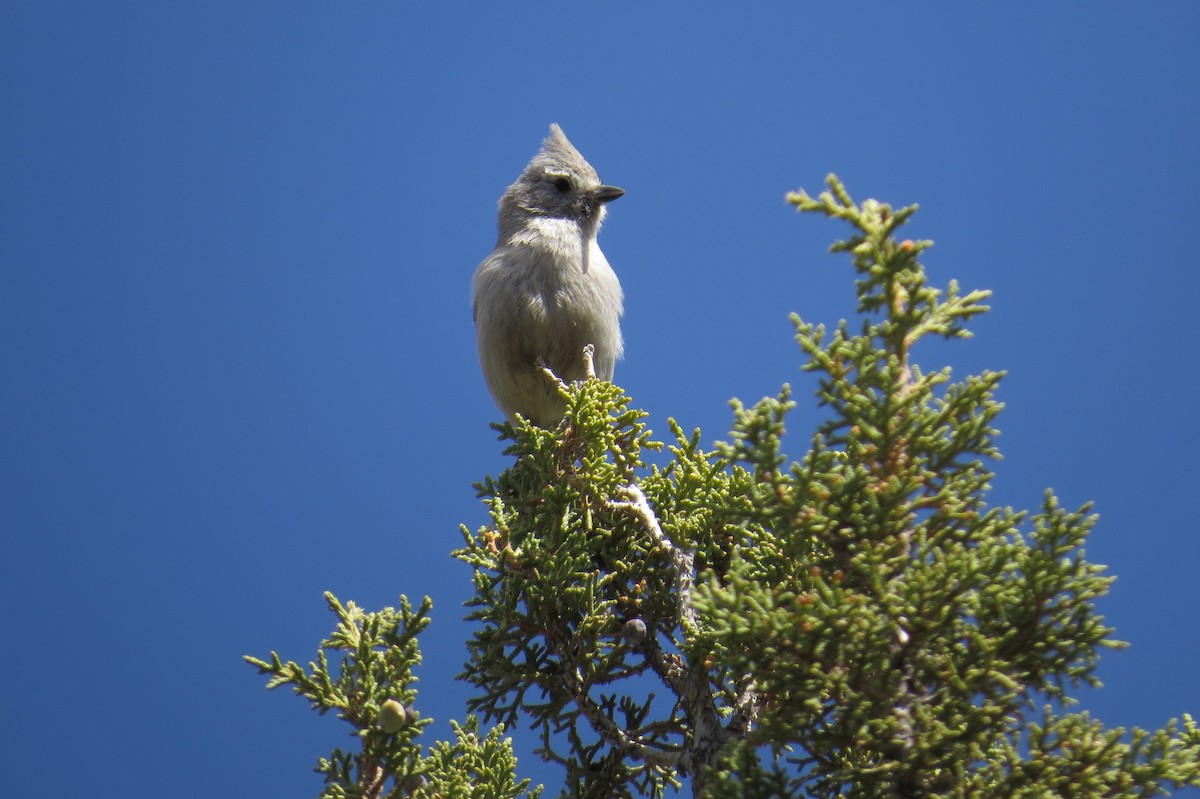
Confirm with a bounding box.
[472,124,625,427]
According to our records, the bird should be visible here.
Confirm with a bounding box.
[472,124,625,427]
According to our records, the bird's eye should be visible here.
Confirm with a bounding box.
[553,177,571,192]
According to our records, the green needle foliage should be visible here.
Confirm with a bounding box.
[250,175,1200,798]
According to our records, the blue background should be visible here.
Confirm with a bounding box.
[3,3,1198,796]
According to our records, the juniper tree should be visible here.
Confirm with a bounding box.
[248,176,1200,798]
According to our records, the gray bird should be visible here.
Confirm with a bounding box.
[472,124,625,427]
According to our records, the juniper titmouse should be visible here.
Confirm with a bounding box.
[472,124,625,427]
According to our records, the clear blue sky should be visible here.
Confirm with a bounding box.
[3,4,1198,797]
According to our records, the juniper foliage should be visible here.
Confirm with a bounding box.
[250,176,1200,799]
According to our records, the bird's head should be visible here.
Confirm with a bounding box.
[500,124,623,236]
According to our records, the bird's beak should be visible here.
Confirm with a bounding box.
[594,185,625,203]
